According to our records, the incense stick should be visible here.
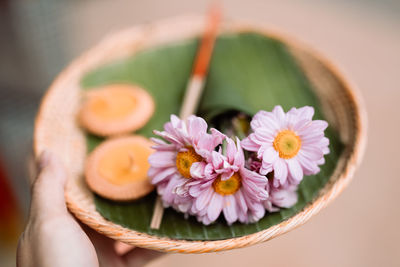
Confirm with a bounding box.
[150,4,222,230]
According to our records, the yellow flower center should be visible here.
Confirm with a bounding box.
[213,173,242,195]
[175,147,203,178]
[273,130,302,159]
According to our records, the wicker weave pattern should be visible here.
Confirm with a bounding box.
[34,16,367,253]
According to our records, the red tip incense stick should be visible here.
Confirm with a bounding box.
[150,4,222,229]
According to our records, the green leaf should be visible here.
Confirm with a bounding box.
[81,32,343,241]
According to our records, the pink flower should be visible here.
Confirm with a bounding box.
[247,160,298,212]
[263,181,298,212]
[148,115,224,212]
[242,105,329,188]
[181,137,269,225]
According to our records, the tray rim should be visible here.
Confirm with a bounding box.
[33,15,367,253]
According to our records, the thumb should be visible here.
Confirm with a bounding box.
[29,150,68,220]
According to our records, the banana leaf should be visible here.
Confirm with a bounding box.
[81,32,343,240]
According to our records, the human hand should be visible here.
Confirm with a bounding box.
[17,151,163,267]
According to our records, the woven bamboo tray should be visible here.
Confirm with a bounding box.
[34,15,366,253]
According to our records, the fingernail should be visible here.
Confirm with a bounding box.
[38,150,50,170]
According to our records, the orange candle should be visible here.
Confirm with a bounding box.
[79,85,154,136]
[85,135,154,201]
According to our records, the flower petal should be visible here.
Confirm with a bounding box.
[297,106,314,120]
[254,127,275,141]
[189,185,203,197]
[287,158,303,182]
[271,187,298,208]
[248,201,265,222]
[153,130,182,146]
[187,115,207,138]
[210,128,226,147]
[226,137,237,163]
[241,136,259,152]
[207,193,224,222]
[272,105,286,127]
[211,151,225,169]
[195,187,214,211]
[262,146,278,164]
[235,190,248,213]
[273,158,288,184]
[223,195,238,224]
[148,151,176,168]
[297,153,319,174]
[300,146,324,161]
[151,167,176,184]
[190,162,206,179]
[233,138,245,166]
[311,120,328,131]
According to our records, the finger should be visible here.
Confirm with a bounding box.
[115,241,134,255]
[123,247,164,267]
[29,150,68,219]
[27,152,38,186]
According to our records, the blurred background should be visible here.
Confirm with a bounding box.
[0,0,399,266]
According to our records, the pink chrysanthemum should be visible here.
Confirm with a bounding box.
[263,181,298,212]
[148,115,224,212]
[242,105,330,188]
[180,137,269,225]
[247,158,298,211]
